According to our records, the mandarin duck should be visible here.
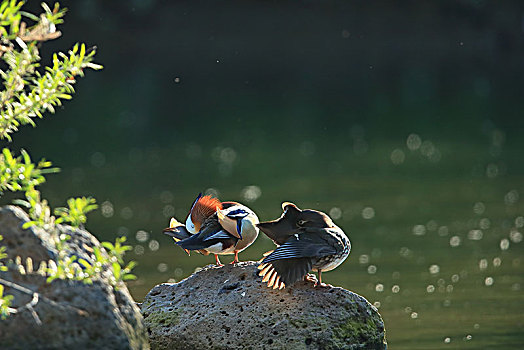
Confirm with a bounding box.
[163,193,259,266]
[257,202,350,289]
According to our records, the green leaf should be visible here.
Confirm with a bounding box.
[77,258,91,269]
[21,221,36,229]
[112,262,121,279]
[122,274,137,281]
[101,242,114,250]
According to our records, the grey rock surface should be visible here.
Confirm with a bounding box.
[141,261,387,350]
[0,205,149,350]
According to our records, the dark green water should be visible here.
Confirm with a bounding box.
[17,133,523,349]
[4,1,524,348]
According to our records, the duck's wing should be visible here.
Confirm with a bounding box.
[258,258,312,289]
[258,228,338,288]
[263,229,338,262]
[176,213,238,250]
[256,212,299,245]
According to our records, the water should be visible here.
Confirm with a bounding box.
[4,1,524,348]
[22,132,521,349]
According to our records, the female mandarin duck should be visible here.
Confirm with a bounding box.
[257,202,350,289]
[163,193,259,266]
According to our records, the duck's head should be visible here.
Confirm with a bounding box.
[162,217,191,255]
[185,193,222,234]
[257,202,335,237]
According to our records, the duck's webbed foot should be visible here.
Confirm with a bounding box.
[304,273,318,284]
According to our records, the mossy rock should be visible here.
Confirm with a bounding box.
[141,262,386,349]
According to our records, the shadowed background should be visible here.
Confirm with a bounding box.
[5,1,524,348]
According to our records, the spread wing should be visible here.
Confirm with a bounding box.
[258,258,313,289]
[262,229,338,262]
[258,228,338,288]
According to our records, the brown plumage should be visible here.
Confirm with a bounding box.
[257,202,351,289]
[190,195,222,232]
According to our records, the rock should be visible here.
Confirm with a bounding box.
[0,205,57,263]
[0,206,149,350]
[141,262,387,350]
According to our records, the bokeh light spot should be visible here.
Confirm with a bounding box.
[413,225,426,236]
[479,218,490,229]
[486,163,499,178]
[136,230,149,242]
[399,247,413,258]
[468,230,483,240]
[134,245,144,255]
[515,216,524,228]
[205,188,220,197]
[359,254,369,264]
[149,240,160,251]
[390,149,405,165]
[241,185,262,203]
[362,207,375,219]
[429,264,440,274]
[101,201,114,218]
[163,205,175,218]
[329,207,342,220]
[509,230,522,243]
[157,263,168,272]
[406,133,422,150]
[504,190,519,205]
[479,259,488,270]
[473,202,485,215]
[121,207,133,220]
[450,236,461,247]
[438,226,449,236]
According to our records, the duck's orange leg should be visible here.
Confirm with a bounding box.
[230,251,240,264]
[214,254,224,266]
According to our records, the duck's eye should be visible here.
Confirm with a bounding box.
[297,220,307,226]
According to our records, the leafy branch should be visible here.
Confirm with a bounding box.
[0,1,102,140]
[0,148,58,195]
[45,234,136,288]
[0,0,137,324]
[55,196,98,227]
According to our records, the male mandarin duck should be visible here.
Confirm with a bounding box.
[257,202,350,289]
[163,193,259,266]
